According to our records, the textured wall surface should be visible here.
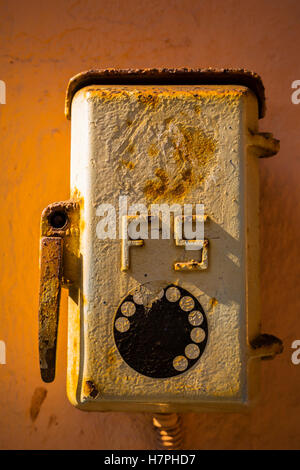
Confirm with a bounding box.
[0,0,299,449]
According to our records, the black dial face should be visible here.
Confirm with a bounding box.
[113,283,208,378]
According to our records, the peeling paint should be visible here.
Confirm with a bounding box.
[144,124,216,202]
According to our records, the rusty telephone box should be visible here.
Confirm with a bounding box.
[38,69,282,412]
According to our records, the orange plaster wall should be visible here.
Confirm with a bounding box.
[0,0,299,449]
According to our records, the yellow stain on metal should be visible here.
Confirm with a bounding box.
[210,297,218,308]
[144,124,216,202]
[82,86,246,104]
[148,143,159,158]
[80,87,246,203]
[120,159,135,170]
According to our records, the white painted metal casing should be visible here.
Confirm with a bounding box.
[67,82,263,412]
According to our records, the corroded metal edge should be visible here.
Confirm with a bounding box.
[65,68,266,120]
[38,237,63,383]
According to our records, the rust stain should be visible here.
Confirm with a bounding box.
[84,88,160,109]
[38,237,63,383]
[174,260,200,271]
[83,380,99,398]
[120,159,135,170]
[70,187,85,234]
[174,238,208,271]
[210,297,218,308]
[144,125,216,202]
[71,187,84,207]
[39,198,81,383]
[194,104,201,114]
[41,198,81,286]
[107,347,117,365]
[119,142,136,169]
[137,91,159,108]
[148,143,159,158]
[30,387,47,422]
[144,168,169,199]
[103,346,121,384]
[126,143,135,154]
[85,88,130,104]
[79,86,246,117]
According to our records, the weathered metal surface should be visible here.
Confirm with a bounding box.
[83,380,99,399]
[39,199,80,382]
[41,199,80,286]
[68,83,265,411]
[174,241,209,271]
[65,68,266,119]
[38,237,63,382]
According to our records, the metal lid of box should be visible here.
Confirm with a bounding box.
[65,68,266,120]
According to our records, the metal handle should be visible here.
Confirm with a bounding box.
[38,199,79,383]
[38,236,63,382]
